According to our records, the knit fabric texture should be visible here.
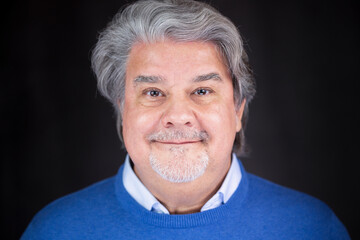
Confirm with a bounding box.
[21,159,350,239]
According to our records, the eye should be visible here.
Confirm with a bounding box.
[194,88,212,96]
[144,89,164,97]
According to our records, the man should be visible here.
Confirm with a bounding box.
[22,0,350,239]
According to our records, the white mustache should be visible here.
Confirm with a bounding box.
[147,129,209,142]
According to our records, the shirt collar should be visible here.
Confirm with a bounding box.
[123,153,242,214]
[123,155,165,212]
[201,153,241,211]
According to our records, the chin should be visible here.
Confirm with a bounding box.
[149,147,209,183]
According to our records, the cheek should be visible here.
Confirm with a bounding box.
[122,109,159,159]
[200,103,238,141]
[122,105,161,141]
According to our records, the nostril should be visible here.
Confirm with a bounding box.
[160,102,195,127]
[185,122,192,126]
[165,121,174,128]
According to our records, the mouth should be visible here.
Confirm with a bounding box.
[152,140,202,145]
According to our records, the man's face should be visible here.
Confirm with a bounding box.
[121,40,244,185]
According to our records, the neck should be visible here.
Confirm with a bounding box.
[158,179,224,214]
[134,159,231,214]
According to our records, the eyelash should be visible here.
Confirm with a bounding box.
[143,87,213,98]
[193,88,213,96]
[143,88,164,97]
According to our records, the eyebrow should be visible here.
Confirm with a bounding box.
[133,72,222,86]
[193,73,222,82]
[133,75,164,86]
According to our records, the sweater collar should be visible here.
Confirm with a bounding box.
[123,153,242,214]
[115,155,249,228]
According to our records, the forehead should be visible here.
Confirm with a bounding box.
[125,40,230,84]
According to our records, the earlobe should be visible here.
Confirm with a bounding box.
[235,99,246,132]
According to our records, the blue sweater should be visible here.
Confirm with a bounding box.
[21,160,350,239]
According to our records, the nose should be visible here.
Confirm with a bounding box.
[161,98,195,128]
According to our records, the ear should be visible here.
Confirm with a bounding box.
[235,99,246,132]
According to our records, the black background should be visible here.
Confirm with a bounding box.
[2,0,359,239]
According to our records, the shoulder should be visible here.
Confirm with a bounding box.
[247,173,327,210]
[21,176,122,239]
[243,173,350,239]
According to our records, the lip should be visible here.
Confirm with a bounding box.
[154,140,202,145]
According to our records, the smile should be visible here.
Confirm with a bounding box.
[153,140,202,145]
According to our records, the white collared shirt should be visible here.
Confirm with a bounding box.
[123,153,241,214]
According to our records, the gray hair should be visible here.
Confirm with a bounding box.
[91,0,256,155]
